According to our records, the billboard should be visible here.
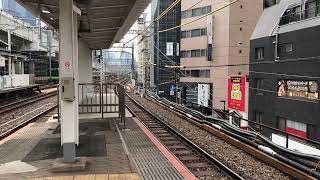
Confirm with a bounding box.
[198,84,210,107]
[278,80,318,100]
[166,42,173,56]
[228,76,246,112]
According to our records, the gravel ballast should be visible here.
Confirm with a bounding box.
[131,94,291,180]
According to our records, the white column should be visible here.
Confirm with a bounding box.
[21,58,25,74]
[73,11,79,145]
[59,0,79,163]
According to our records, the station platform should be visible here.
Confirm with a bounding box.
[0,109,191,180]
[0,84,40,94]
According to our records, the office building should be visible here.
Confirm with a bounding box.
[151,0,181,96]
[179,0,263,110]
[249,0,320,140]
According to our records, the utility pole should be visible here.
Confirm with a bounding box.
[156,31,160,94]
[131,44,134,80]
[48,31,52,81]
[175,67,178,103]
[7,30,12,76]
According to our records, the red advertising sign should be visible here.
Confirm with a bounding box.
[228,76,246,112]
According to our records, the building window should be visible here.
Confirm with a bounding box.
[254,111,263,124]
[191,70,200,77]
[199,70,210,78]
[277,116,286,131]
[279,43,293,54]
[307,124,318,140]
[200,28,207,36]
[181,28,207,39]
[182,6,211,19]
[254,78,263,95]
[191,29,201,37]
[255,47,264,60]
[286,120,307,138]
[181,51,191,58]
[201,49,207,56]
[192,8,202,17]
[191,50,201,57]
[306,0,317,18]
[186,70,191,77]
[181,31,187,38]
[181,49,207,58]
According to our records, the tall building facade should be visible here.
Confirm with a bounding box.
[151,0,181,95]
[249,0,320,140]
[179,0,263,110]
[136,14,150,87]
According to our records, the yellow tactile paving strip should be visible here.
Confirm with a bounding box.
[29,173,140,180]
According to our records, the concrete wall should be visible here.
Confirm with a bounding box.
[78,38,92,84]
[212,0,263,109]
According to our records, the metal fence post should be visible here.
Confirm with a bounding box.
[119,85,126,129]
[286,134,289,148]
[57,84,60,122]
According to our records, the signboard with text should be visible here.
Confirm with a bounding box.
[278,80,318,100]
[198,84,210,107]
[228,76,246,112]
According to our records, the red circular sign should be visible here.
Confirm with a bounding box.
[64,62,71,70]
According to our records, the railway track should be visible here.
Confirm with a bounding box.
[0,91,57,114]
[0,104,57,139]
[125,94,244,179]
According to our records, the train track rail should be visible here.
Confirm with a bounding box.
[0,91,57,114]
[0,104,57,139]
[125,94,244,179]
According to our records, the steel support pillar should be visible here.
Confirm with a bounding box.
[59,0,80,163]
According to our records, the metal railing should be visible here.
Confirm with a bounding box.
[280,5,320,25]
[78,83,125,119]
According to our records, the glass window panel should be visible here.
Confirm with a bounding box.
[191,29,201,37]
[192,8,202,17]
[201,49,207,56]
[181,31,187,38]
[306,1,317,18]
[201,28,207,36]
[255,47,264,60]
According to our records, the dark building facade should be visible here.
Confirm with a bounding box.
[151,0,181,96]
[249,0,320,141]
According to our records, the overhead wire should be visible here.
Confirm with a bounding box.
[153,38,320,104]
[159,0,240,33]
[124,0,181,45]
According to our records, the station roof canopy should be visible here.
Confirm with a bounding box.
[16,0,150,49]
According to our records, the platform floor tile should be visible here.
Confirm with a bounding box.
[29,173,140,180]
[119,118,183,180]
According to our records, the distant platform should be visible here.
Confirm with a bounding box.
[0,84,40,94]
[0,109,190,179]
